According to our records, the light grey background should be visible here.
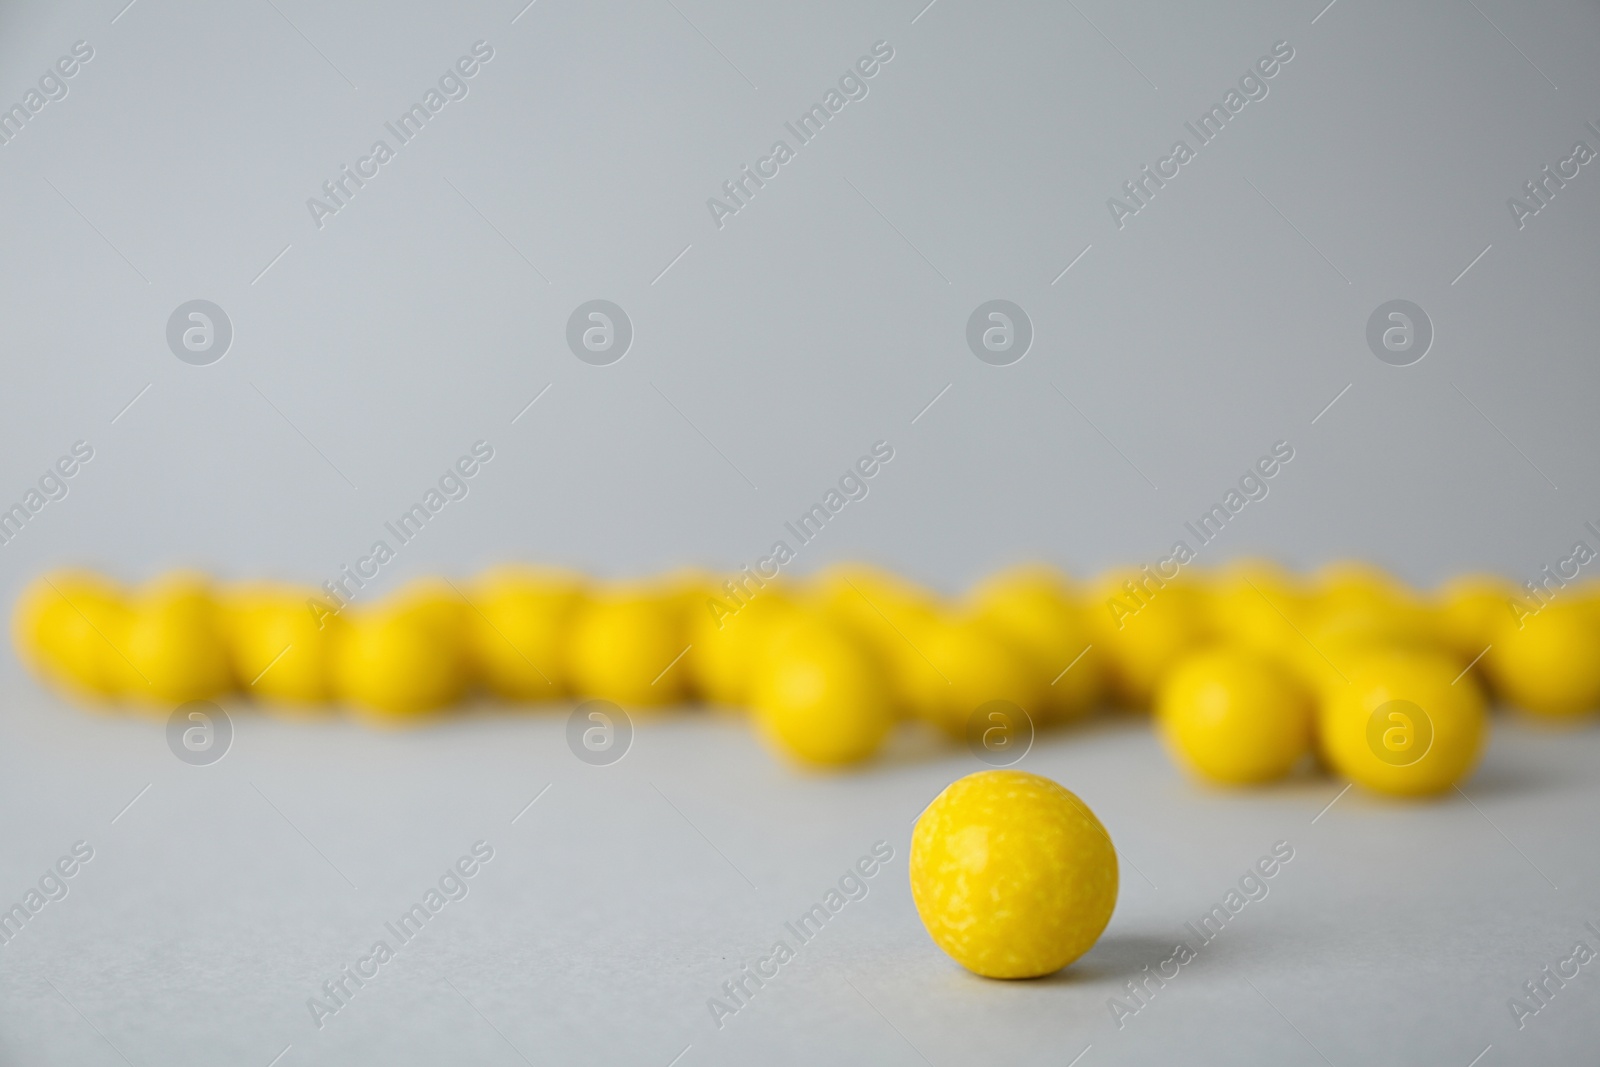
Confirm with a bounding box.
[0,0,1597,1063]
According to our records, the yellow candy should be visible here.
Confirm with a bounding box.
[812,564,938,621]
[689,581,798,709]
[13,570,132,701]
[566,583,688,706]
[1319,649,1488,796]
[1483,602,1600,720]
[968,565,1103,723]
[749,611,893,766]
[659,567,721,694]
[1434,573,1518,662]
[1312,561,1410,613]
[910,769,1118,978]
[808,564,941,713]
[1204,559,1314,660]
[223,583,343,707]
[466,565,583,701]
[1290,605,1444,697]
[122,573,234,705]
[900,614,1042,738]
[388,577,471,634]
[1088,572,1210,708]
[333,594,468,720]
[1156,647,1313,784]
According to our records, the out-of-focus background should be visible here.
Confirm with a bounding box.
[1,0,1598,1064]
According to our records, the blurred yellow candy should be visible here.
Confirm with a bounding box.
[910,769,1118,979]
[1157,647,1313,785]
[1088,572,1210,708]
[749,611,893,766]
[1313,561,1408,610]
[1204,559,1314,660]
[1290,605,1445,697]
[900,613,1041,738]
[808,564,941,714]
[968,565,1103,723]
[388,577,471,634]
[1319,649,1488,796]
[566,583,688,706]
[652,567,719,702]
[334,594,468,721]
[812,563,938,618]
[13,570,133,701]
[689,581,798,709]
[224,582,343,707]
[1483,602,1600,720]
[122,573,234,706]
[466,565,584,701]
[1434,574,1518,663]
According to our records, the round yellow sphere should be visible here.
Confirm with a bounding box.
[808,564,940,713]
[911,769,1118,978]
[333,596,468,721]
[1312,561,1411,615]
[1433,573,1517,662]
[1087,573,1211,709]
[900,614,1041,739]
[1157,647,1314,784]
[13,570,133,701]
[1289,605,1445,697]
[565,584,687,706]
[1483,602,1600,720]
[223,583,344,707]
[467,565,584,701]
[689,583,798,709]
[122,573,234,705]
[1202,560,1314,662]
[1319,650,1488,796]
[968,565,1104,723]
[749,612,893,766]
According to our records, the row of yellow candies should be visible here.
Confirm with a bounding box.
[1150,562,1600,797]
[13,567,685,717]
[6,564,1094,744]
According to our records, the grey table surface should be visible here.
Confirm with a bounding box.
[1,0,1598,1063]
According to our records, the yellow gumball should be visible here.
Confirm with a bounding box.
[1312,561,1409,613]
[1434,574,1518,662]
[334,595,468,721]
[968,565,1103,723]
[652,567,720,701]
[223,583,343,707]
[899,614,1041,739]
[566,583,688,706]
[13,570,132,701]
[910,769,1118,978]
[466,565,584,701]
[1088,572,1210,709]
[1319,650,1488,796]
[1483,602,1600,720]
[1157,647,1313,784]
[1204,559,1314,660]
[808,565,940,713]
[812,564,938,621]
[122,573,234,706]
[1289,605,1445,697]
[689,582,798,709]
[749,612,893,766]
[388,577,471,635]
